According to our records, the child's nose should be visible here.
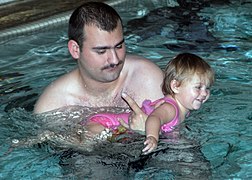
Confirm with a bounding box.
[201,89,208,97]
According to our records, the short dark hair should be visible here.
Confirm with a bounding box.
[68,2,122,49]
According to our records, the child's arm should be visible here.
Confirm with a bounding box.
[142,103,176,154]
[142,114,161,154]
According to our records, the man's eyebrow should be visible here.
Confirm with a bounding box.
[92,39,125,50]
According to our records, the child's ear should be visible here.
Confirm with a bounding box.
[68,40,80,59]
[170,79,179,94]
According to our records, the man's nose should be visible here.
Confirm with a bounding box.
[107,49,119,64]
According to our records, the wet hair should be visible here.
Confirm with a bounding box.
[162,53,215,96]
[68,2,122,50]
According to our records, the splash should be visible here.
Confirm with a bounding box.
[2,106,212,179]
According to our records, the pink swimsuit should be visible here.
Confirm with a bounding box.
[86,97,180,132]
[141,97,180,132]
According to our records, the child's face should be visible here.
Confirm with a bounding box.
[176,74,210,111]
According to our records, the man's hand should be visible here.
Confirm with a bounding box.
[120,93,147,132]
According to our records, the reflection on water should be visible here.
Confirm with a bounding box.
[1,107,211,179]
[0,0,252,179]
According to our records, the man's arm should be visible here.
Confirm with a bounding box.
[121,93,165,132]
[33,82,64,114]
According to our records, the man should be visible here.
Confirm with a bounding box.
[34,2,163,130]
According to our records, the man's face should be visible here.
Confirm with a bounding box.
[78,22,126,83]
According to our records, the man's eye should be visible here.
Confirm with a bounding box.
[116,44,123,49]
[97,49,106,54]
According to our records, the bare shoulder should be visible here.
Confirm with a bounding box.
[126,54,159,66]
[125,54,163,76]
[34,70,76,113]
[124,54,164,102]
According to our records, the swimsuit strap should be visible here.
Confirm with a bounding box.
[141,97,180,132]
[163,97,179,122]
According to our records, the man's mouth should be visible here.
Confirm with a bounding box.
[102,61,123,71]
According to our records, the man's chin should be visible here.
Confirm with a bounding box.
[100,75,120,83]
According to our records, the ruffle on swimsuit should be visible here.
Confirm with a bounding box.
[141,97,179,132]
[86,97,181,132]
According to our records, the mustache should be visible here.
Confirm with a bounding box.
[101,61,123,70]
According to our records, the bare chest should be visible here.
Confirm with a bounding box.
[68,93,128,108]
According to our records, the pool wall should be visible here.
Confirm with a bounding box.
[0,0,178,42]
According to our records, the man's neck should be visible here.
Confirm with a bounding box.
[76,69,123,98]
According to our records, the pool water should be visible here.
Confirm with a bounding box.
[0,0,252,179]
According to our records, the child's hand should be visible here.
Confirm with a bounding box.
[142,136,158,154]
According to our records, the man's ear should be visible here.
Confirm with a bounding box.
[68,40,80,59]
[170,79,179,94]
